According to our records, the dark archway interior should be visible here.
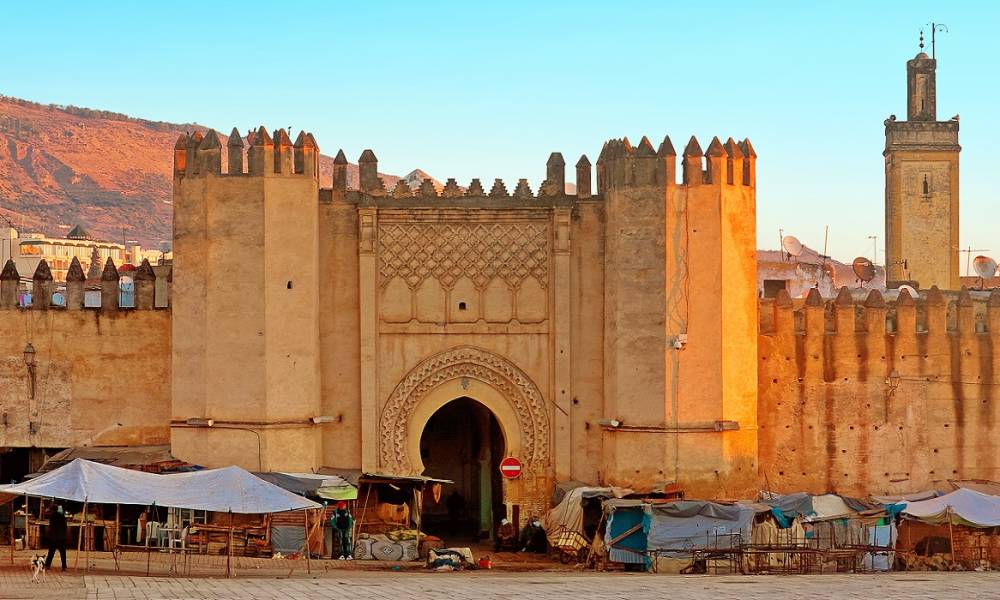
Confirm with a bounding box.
[419,397,505,542]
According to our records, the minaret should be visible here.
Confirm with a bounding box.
[884,34,960,289]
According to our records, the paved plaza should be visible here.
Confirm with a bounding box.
[1,570,998,600]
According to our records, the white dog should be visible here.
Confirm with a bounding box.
[30,554,47,583]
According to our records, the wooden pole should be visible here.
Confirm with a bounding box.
[146,504,153,576]
[23,494,28,551]
[84,505,91,573]
[304,509,312,574]
[356,484,372,545]
[947,508,957,569]
[227,511,234,578]
[74,498,87,573]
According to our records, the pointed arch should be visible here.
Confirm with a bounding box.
[378,346,550,474]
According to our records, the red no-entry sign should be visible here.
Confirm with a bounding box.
[499,456,522,479]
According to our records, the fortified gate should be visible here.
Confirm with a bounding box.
[169,128,759,529]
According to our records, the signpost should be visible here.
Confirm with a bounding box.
[499,456,522,479]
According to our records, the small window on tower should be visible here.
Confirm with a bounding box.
[922,175,930,196]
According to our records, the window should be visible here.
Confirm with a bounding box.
[458,301,467,311]
[763,280,788,299]
[922,174,930,196]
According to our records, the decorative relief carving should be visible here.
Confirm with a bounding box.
[379,346,550,474]
[378,223,549,290]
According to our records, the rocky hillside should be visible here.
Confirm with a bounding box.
[0,95,402,246]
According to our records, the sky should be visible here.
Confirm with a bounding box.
[4,1,997,267]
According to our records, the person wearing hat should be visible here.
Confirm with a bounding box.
[330,501,353,560]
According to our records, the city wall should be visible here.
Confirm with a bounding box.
[0,258,171,451]
[758,286,999,497]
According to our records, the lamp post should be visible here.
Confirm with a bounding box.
[23,342,36,400]
[884,368,901,422]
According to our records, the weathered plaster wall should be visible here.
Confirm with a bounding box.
[0,308,171,450]
[758,287,999,497]
[170,129,323,472]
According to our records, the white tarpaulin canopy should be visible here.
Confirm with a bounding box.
[901,488,1000,527]
[0,458,320,514]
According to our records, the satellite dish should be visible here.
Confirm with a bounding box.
[781,235,804,257]
[973,255,998,279]
[853,257,876,284]
[898,284,918,298]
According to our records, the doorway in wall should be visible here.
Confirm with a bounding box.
[419,396,505,542]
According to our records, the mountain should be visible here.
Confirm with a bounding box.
[0,95,404,246]
[399,169,445,193]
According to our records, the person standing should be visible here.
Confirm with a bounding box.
[44,504,67,571]
[330,501,353,560]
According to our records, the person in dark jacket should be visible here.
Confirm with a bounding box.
[44,504,67,571]
[330,501,353,560]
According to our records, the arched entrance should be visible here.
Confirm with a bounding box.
[378,346,552,532]
[419,397,505,540]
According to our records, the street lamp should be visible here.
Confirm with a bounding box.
[23,342,36,399]
[884,369,901,422]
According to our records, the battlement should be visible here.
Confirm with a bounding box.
[596,134,756,191]
[335,148,591,204]
[173,126,319,179]
[759,286,999,338]
[0,257,169,311]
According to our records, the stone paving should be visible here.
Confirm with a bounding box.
[0,570,998,600]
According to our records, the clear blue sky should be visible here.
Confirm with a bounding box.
[5,1,997,266]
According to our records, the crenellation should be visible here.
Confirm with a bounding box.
[488,178,509,198]
[925,285,947,334]
[956,286,975,336]
[293,131,319,178]
[1,259,19,308]
[466,178,485,196]
[575,155,591,199]
[418,178,438,197]
[682,135,704,186]
[724,137,744,186]
[833,286,855,335]
[227,127,244,175]
[173,133,188,175]
[196,129,222,175]
[273,128,294,175]
[185,131,203,176]
[100,257,120,311]
[247,126,273,176]
[358,149,380,194]
[134,258,156,310]
[31,259,53,309]
[332,149,348,191]
[512,178,533,199]
[392,179,413,198]
[704,136,726,185]
[540,152,565,197]
[442,178,462,198]
[65,256,85,310]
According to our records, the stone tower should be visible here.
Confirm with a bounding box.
[170,127,322,471]
[598,134,759,498]
[884,48,960,289]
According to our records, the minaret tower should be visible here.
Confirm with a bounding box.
[884,32,960,289]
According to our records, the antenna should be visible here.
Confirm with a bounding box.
[960,246,990,276]
[926,22,948,59]
[781,235,804,258]
[853,257,876,287]
[867,235,879,267]
[973,256,998,287]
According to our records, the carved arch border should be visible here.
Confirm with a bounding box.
[378,346,550,474]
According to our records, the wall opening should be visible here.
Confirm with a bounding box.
[419,396,504,543]
[763,279,788,298]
